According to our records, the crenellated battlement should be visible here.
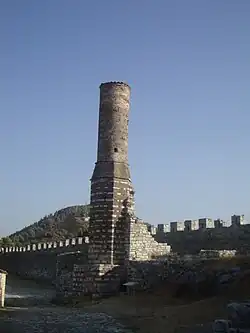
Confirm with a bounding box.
[99,81,130,89]
[147,214,247,236]
[0,236,89,254]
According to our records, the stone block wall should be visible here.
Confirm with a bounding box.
[154,225,250,254]
[56,262,126,299]
[0,239,89,284]
[0,251,57,283]
[56,252,88,298]
[88,177,134,265]
[129,220,171,261]
[54,217,171,299]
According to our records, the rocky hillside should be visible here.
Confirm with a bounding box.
[2,205,90,246]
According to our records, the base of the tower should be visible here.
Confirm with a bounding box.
[55,219,171,300]
[55,262,126,300]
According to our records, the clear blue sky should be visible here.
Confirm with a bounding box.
[0,0,250,235]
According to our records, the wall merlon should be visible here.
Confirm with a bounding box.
[0,237,90,254]
[150,213,247,237]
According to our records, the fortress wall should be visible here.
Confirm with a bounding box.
[2,224,249,287]
[154,224,250,254]
[0,236,89,254]
[0,238,89,284]
[0,251,57,283]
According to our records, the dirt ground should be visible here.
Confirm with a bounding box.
[81,289,227,333]
[81,256,250,333]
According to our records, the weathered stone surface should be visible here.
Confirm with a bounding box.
[129,220,171,261]
[89,82,134,266]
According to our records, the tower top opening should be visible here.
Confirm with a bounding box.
[99,81,131,90]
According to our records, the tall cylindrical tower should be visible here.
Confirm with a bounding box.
[89,82,134,265]
[97,82,131,164]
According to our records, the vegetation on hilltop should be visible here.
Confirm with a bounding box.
[0,205,90,247]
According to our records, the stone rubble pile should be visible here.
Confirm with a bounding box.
[127,261,168,290]
[213,302,250,333]
[163,258,250,300]
[122,254,250,295]
[168,255,246,283]
[200,250,237,259]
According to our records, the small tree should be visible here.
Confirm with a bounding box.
[1,237,13,247]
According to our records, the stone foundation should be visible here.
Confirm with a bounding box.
[56,262,126,299]
[56,218,171,298]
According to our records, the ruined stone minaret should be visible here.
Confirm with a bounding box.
[88,82,134,265]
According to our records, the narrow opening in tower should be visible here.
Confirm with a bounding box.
[114,148,118,153]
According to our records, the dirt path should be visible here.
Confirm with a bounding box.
[0,306,134,333]
[2,275,133,332]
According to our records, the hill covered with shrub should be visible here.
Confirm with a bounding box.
[0,205,90,247]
